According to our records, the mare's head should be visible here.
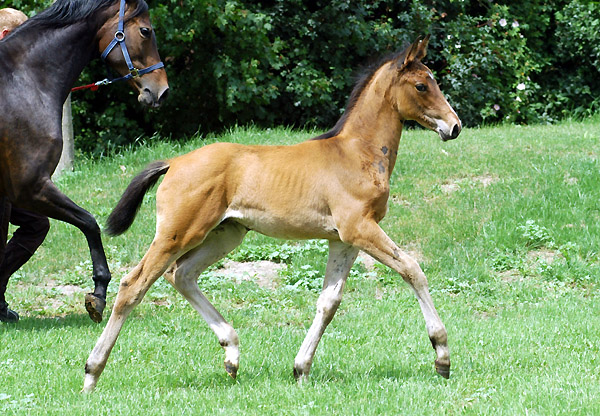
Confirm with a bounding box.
[388,36,461,141]
[97,0,168,107]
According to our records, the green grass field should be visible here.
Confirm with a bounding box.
[1,119,600,415]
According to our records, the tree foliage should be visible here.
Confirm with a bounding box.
[4,0,599,155]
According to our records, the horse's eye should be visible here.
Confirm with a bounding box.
[416,84,427,92]
[140,27,152,39]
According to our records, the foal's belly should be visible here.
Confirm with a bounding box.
[222,207,339,240]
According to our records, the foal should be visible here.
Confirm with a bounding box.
[84,36,461,391]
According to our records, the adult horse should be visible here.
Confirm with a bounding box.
[0,0,168,322]
[84,36,460,391]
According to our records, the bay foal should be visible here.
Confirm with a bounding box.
[84,36,461,391]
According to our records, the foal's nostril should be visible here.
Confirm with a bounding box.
[451,124,460,139]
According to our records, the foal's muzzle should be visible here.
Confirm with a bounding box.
[440,123,461,141]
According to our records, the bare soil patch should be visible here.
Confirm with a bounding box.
[212,260,286,289]
[441,175,498,194]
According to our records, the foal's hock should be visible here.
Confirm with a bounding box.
[84,36,461,392]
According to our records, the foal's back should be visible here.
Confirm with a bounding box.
[157,139,348,240]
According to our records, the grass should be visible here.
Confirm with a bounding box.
[2,118,600,414]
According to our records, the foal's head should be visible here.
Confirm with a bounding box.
[388,36,461,141]
[97,0,168,107]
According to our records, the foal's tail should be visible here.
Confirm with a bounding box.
[105,161,170,236]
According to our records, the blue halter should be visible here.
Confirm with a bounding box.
[99,0,164,84]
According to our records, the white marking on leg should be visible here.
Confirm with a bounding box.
[165,222,247,377]
[345,220,450,376]
[84,250,174,392]
[294,241,359,381]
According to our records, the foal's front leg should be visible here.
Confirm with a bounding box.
[294,241,359,382]
[345,219,450,378]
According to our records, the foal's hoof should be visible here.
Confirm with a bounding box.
[435,360,450,379]
[85,293,106,323]
[225,362,238,379]
[293,367,309,384]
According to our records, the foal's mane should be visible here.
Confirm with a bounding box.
[13,0,148,32]
[310,46,410,141]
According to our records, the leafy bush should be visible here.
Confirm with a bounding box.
[7,0,597,155]
[439,4,542,124]
[552,1,600,119]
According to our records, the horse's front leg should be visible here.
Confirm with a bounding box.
[293,241,359,382]
[343,218,450,378]
[22,178,111,322]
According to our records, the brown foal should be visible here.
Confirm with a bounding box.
[83,36,461,392]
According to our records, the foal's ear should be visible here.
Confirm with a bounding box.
[398,35,430,70]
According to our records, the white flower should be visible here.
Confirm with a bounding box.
[517,83,526,91]
[515,96,522,102]
[512,20,519,28]
[499,18,507,27]
[493,104,500,111]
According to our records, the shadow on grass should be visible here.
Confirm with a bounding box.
[1,312,98,331]
[143,359,436,391]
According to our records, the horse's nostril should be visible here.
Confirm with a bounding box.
[157,87,169,104]
[451,124,460,139]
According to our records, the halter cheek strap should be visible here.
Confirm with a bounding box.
[99,0,164,83]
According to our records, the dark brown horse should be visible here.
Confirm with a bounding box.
[0,0,168,322]
[84,36,460,391]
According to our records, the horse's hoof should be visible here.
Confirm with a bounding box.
[85,293,106,323]
[435,360,450,379]
[225,362,238,379]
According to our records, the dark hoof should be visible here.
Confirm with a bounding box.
[225,362,238,379]
[435,360,450,379]
[0,302,19,323]
[85,293,106,323]
[293,367,308,383]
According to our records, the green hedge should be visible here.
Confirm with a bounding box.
[6,0,599,155]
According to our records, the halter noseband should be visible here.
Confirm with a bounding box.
[99,0,164,83]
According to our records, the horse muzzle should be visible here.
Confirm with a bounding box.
[438,122,461,141]
[138,85,169,108]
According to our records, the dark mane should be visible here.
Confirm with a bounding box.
[310,46,410,141]
[13,0,148,31]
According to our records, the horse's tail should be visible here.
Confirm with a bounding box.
[105,161,170,236]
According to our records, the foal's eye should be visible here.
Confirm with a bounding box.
[140,27,152,39]
[415,84,427,92]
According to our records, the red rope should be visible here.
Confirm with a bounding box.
[71,83,100,92]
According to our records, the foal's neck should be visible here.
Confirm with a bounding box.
[338,66,403,173]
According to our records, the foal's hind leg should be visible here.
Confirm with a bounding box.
[343,219,450,378]
[293,241,359,382]
[83,239,178,392]
[163,221,247,379]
